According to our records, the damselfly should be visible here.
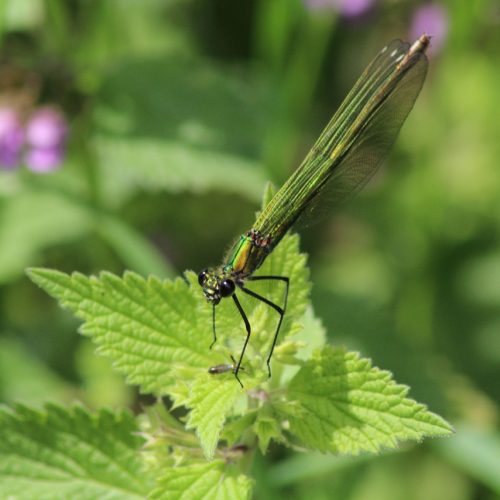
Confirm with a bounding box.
[199,35,430,386]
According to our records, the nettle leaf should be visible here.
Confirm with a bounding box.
[27,230,311,456]
[283,346,454,454]
[94,55,269,206]
[0,403,151,499]
[27,232,308,390]
[253,412,283,455]
[221,412,258,446]
[0,338,70,405]
[150,461,252,500]
[27,269,214,395]
[185,376,242,459]
[275,306,326,385]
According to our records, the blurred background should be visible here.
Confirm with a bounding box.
[0,0,499,498]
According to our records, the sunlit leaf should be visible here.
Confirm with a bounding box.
[284,346,454,454]
[150,461,252,500]
[0,404,151,499]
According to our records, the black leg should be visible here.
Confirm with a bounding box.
[241,274,289,378]
[232,293,250,388]
[230,354,238,367]
[210,302,217,349]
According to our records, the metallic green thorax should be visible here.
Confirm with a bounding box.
[223,230,271,276]
[204,231,268,282]
[224,234,253,274]
[200,229,273,304]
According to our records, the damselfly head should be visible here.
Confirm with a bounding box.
[198,268,236,305]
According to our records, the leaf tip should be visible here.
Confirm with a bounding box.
[26,267,67,287]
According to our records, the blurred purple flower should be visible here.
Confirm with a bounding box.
[25,107,68,172]
[410,4,449,55]
[0,107,24,169]
[26,107,68,149]
[337,0,375,18]
[25,147,66,173]
[304,0,375,17]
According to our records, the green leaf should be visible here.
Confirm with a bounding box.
[275,305,326,385]
[0,188,91,284]
[185,376,242,459]
[1,0,43,31]
[27,231,308,454]
[72,0,186,69]
[268,451,374,487]
[221,412,258,446]
[150,461,252,500]
[28,230,309,384]
[27,227,310,444]
[75,340,133,409]
[27,219,310,457]
[27,268,214,395]
[253,412,283,454]
[284,346,454,454]
[94,55,269,206]
[142,403,201,457]
[0,403,151,499]
[26,195,313,456]
[434,425,500,494]
[0,338,70,406]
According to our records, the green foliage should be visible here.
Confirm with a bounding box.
[94,55,269,207]
[0,403,151,499]
[27,268,213,396]
[25,220,452,496]
[151,461,252,500]
[0,185,91,284]
[0,169,174,282]
[2,1,497,498]
[434,425,500,494]
[186,377,242,458]
[0,338,69,405]
[284,347,452,454]
[26,229,312,458]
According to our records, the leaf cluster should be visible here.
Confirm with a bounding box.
[5,216,452,498]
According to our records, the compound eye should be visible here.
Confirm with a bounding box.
[198,269,208,286]
[220,279,235,297]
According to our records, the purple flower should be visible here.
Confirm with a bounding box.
[26,107,68,149]
[410,4,449,55]
[304,0,375,17]
[0,107,25,169]
[25,107,68,172]
[337,0,375,18]
[24,147,66,173]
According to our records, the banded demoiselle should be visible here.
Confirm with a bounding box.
[199,35,430,386]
